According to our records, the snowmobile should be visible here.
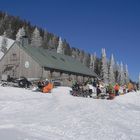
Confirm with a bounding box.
[1,76,32,88]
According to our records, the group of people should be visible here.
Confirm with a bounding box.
[96,81,138,100]
[71,81,93,97]
[71,79,138,100]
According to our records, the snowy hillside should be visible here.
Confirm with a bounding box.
[0,86,140,140]
[0,36,15,59]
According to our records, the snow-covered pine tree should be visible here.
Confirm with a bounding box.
[120,62,125,85]
[16,27,26,42]
[90,52,96,71]
[31,27,42,48]
[94,57,101,76]
[57,37,64,54]
[124,64,129,84]
[101,48,108,84]
[114,62,120,84]
[16,27,29,46]
[108,54,115,84]
[1,32,8,53]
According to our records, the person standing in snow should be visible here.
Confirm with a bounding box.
[96,85,101,98]
[114,83,120,96]
[92,79,97,87]
[127,82,133,92]
[107,84,115,100]
[72,80,80,91]
[122,85,127,94]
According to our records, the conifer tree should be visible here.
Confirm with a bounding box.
[101,48,108,84]
[31,27,42,48]
[90,52,96,71]
[108,54,115,84]
[57,37,64,54]
[124,64,129,84]
[120,62,125,85]
[93,52,96,71]
[114,62,120,84]
[16,27,26,42]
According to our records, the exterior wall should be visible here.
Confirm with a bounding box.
[0,43,96,86]
[42,70,50,79]
[42,69,89,87]
[0,43,20,78]
[52,71,61,79]
[19,46,43,79]
[42,70,60,80]
[70,74,76,81]
[77,76,83,83]
[0,44,43,79]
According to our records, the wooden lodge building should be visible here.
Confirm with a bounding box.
[0,37,98,85]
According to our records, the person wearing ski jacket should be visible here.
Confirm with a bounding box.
[96,85,101,98]
[114,83,120,96]
[127,82,133,92]
[42,81,53,93]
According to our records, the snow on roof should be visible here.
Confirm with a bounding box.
[0,36,15,59]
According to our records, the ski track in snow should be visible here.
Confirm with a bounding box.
[0,86,140,140]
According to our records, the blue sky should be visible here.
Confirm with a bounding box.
[1,0,140,81]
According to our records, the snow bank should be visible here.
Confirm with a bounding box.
[0,86,140,140]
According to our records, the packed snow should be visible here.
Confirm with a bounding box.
[0,36,15,59]
[0,86,140,140]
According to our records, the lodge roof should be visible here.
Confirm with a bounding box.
[20,45,98,78]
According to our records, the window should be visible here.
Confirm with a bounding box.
[10,53,17,61]
[13,53,16,57]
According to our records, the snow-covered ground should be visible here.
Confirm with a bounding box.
[0,86,140,140]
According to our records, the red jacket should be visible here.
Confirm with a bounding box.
[114,85,120,91]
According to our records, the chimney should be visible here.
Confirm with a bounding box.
[21,35,28,47]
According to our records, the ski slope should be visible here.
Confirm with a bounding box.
[0,86,140,140]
